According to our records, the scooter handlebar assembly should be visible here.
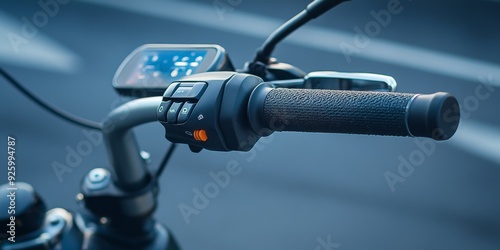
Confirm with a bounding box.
[158,72,460,152]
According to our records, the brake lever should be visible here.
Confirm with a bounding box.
[269,71,398,92]
[305,71,397,92]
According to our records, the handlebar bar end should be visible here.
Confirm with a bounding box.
[407,92,460,141]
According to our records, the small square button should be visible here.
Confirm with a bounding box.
[167,102,183,123]
[157,101,172,122]
[172,87,193,97]
[163,82,180,98]
[177,103,195,124]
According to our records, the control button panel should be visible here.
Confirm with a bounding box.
[158,81,207,124]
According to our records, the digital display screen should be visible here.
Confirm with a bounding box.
[126,50,208,86]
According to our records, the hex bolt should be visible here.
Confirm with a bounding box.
[99,217,109,225]
[140,150,152,163]
[85,168,111,190]
[76,193,84,201]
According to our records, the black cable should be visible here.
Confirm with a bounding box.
[1,67,180,176]
[255,10,310,64]
[156,143,178,178]
[256,0,349,63]
[249,0,348,75]
[0,67,102,130]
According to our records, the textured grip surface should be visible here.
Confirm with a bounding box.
[262,88,415,136]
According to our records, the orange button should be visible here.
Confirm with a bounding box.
[194,130,208,142]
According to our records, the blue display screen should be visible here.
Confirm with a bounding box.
[126,50,208,86]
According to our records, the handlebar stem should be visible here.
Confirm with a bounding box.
[102,96,163,191]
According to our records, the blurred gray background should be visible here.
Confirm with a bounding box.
[1,0,499,249]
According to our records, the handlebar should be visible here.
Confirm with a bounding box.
[248,84,460,140]
[159,72,460,152]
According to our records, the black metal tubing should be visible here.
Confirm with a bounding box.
[102,97,163,191]
[254,0,349,63]
[255,10,309,63]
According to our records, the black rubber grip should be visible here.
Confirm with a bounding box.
[249,87,459,140]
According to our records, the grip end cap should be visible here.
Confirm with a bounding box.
[407,92,460,141]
